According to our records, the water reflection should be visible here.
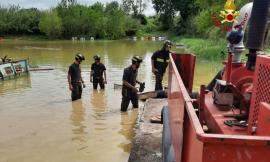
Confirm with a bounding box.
[91,90,107,113]
[70,100,87,143]
[0,40,219,162]
[0,40,163,71]
[91,90,107,131]
[118,110,138,153]
[0,75,31,95]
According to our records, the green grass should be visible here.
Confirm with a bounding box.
[172,37,227,60]
[171,36,270,60]
[265,48,270,53]
[136,30,170,38]
[4,35,51,41]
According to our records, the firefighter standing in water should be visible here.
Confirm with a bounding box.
[68,53,86,101]
[151,40,172,90]
[90,55,107,90]
[121,56,143,112]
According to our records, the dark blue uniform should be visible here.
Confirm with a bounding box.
[91,63,106,89]
[121,66,138,112]
[68,63,82,101]
[151,49,170,90]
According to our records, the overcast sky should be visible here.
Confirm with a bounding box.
[0,0,156,16]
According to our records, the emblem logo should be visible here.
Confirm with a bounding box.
[212,0,242,31]
[219,0,240,23]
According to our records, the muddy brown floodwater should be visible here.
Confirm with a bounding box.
[0,39,220,162]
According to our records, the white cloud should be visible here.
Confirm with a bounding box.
[144,3,156,16]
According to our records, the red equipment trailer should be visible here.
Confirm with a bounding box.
[162,0,270,161]
[164,53,270,162]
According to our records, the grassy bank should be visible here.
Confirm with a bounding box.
[4,35,50,41]
[172,37,227,60]
[2,35,122,41]
[177,37,270,59]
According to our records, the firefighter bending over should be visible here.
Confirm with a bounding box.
[121,56,143,112]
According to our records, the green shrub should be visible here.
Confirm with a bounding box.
[207,27,226,40]
[125,16,140,36]
[193,10,212,35]
[180,38,227,59]
[39,10,62,38]
[105,10,126,39]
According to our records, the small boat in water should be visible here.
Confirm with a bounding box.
[0,57,29,80]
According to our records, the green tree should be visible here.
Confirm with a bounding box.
[173,0,199,34]
[0,7,9,35]
[152,0,175,30]
[39,10,62,38]
[105,1,120,13]
[16,8,42,34]
[91,2,106,38]
[191,0,250,37]
[105,2,127,39]
[56,4,84,38]
[0,1,149,40]
[59,0,77,8]
[0,6,42,35]
[122,0,148,16]
[125,16,140,36]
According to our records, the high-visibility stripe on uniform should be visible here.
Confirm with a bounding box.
[156,58,164,62]
[156,58,170,63]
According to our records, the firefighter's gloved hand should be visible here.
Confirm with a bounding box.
[139,82,145,92]
[90,78,93,83]
[82,83,86,88]
[69,84,73,91]
[132,87,138,93]
[152,68,158,74]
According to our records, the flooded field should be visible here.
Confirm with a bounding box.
[0,40,220,162]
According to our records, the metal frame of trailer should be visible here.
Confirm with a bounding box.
[163,53,270,162]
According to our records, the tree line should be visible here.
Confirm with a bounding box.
[152,0,251,37]
[0,0,154,39]
[0,0,252,40]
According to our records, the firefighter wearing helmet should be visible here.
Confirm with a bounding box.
[121,56,143,112]
[151,40,172,90]
[68,53,86,101]
[90,55,107,90]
